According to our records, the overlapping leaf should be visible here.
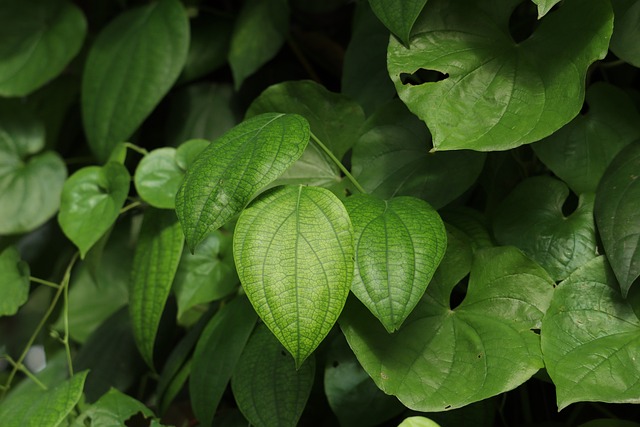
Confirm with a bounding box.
[532,0,561,17]
[0,246,30,316]
[78,388,153,426]
[368,0,427,45]
[610,0,640,67]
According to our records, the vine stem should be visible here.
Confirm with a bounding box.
[30,277,60,289]
[123,142,148,156]
[309,131,367,194]
[120,200,142,214]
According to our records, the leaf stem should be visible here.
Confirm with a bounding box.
[120,201,142,215]
[123,142,149,156]
[5,357,48,391]
[30,277,60,289]
[309,131,366,194]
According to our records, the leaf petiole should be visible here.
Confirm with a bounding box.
[309,131,366,194]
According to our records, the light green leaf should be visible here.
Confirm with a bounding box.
[398,417,442,427]
[387,0,613,151]
[0,0,86,96]
[190,296,257,427]
[532,0,561,17]
[231,324,315,427]
[229,0,289,89]
[341,246,554,411]
[541,257,640,410]
[595,141,640,297]
[234,185,354,367]
[129,208,184,368]
[368,0,427,45]
[610,0,640,67]
[532,83,640,194]
[80,388,153,427]
[175,113,309,252]
[345,194,446,332]
[82,0,189,161]
[58,162,130,258]
[493,176,597,281]
[0,246,30,316]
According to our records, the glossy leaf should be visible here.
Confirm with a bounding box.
[231,325,315,427]
[532,83,640,194]
[532,0,561,17]
[493,176,597,281]
[129,208,184,368]
[387,0,613,151]
[234,185,354,367]
[190,296,257,427]
[368,0,427,45]
[541,257,640,410]
[58,162,130,258]
[398,417,442,427]
[345,194,447,332]
[82,0,189,161]
[610,0,640,67]
[595,141,640,297]
[0,0,86,96]
[79,388,153,426]
[175,113,309,252]
[0,246,30,316]
[341,246,554,411]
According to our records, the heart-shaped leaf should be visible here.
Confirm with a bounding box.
[541,257,640,410]
[0,0,86,96]
[341,245,554,411]
[175,113,309,252]
[368,0,427,45]
[82,0,189,161]
[344,194,446,332]
[234,185,354,367]
[610,0,640,68]
[387,0,613,151]
[493,176,597,281]
[0,246,30,316]
[595,141,640,297]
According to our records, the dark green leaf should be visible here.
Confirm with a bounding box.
[0,246,30,316]
[610,0,640,67]
[179,14,232,83]
[79,388,153,426]
[368,0,427,45]
[440,207,494,251]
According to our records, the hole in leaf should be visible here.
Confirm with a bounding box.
[477,353,483,358]
[444,405,452,410]
[449,275,469,310]
[580,101,590,115]
[400,69,449,86]
[508,1,539,44]
[332,361,339,368]
[531,328,541,335]
[561,191,579,217]
[280,350,287,357]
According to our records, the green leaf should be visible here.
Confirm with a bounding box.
[79,388,153,427]
[129,208,184,368]
[175,113,309,251]
[340,246,554,411]
[228,0,289,89]
[440,207,494,251]
[610,0,640,67]
[541,257,640,410]
[344,194,446,332]
[398,417,442,427]
[234,185,354,367]
[231,324,315,427]
[0,246,30,316]
[532,0,561,17]
[352,100,485,209]
[0,102,67,234]
[595,141,640,297]
[190,296,257,427]
[82,0,189,162]
[0,0,86,96]
[493,176,598,281]
[58,162,130,258]
[532,83,640,194]
[368,0,427,45]
[387,0,613,151]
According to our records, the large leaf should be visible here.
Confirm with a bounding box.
[532,83,640,194]
[595,141,640,297]
[344,194,446,332]
[82,0,189,161]
[493,176,597,281]
[340,246,554,411]
[541,257,640,410]
[175,113,309,252]
[0,0,86,96]
[231,325,315,427]
[234,185,354,367]
[368,0,427,46]
[0,246,30,316]
[58,162,130,258]
[77,388,153,427]
[129,208,184,368]
[610,0,640,67]
[387,0,613,151]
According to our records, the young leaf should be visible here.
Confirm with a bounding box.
[344,194,447,332]
[79,388,153,425]
[387,0,613,151]
[368,0,427,46]
[58,162,130,258]
[233,185,354,367]
[82,0,189,161]
[129,208,184,368]
[0,246,30,316]
[595,141,640,297]
[175,113,309,252]
[610,0,640,67]
[0,0,86,96]
[541,257,640,410]
[231,325,315,427]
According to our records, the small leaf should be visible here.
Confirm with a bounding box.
[344,194,447,332]
[0,246,30,316]
[368,0,427,45]
[58,162,130,258]
[532,0,561,17]
[610,0,640,67]
[129,208,184,368]
[398,417,443,427]
[175,113,309,251]
[595,141,640,297]
[0,0,86,96]
[231,325,315,427]
[82,0,189,161]
[80,388,153,426]
[234,185,354,367]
